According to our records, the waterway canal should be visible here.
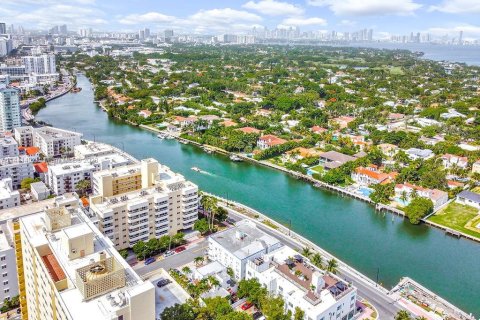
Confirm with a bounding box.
[37,75,480,316]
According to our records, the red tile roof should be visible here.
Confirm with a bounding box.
[237,127,261,134]
[42,253,66,282]
[25,146,40,156]
[33,162,48,173]
[259,134,287,147]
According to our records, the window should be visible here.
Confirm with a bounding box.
[3,289,8,293]
[0,256,5,261]
[1,265,6,270]
[3,280,7,285]
[2,273,7,278]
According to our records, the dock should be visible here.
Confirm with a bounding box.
[390,277,476,320]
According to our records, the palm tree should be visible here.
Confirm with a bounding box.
[200,195,218,231]
[194,256,204,267]
[327,258,338,274]
[301,247,312,259]
[311,253,323,269]
[394,310,412,320]
[182,266,191,275]
[400,190,408,205]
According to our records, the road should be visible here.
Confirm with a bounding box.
[136,210,403,319]
[136,240,208,275]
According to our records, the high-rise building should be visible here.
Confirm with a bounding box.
[0,23,6,35]
[59,24,68,35]
[22,54,56,75]
[459,30,463,45]
[0,223,19,306]
[15,199,155,320]
[164,29,174,42]
[138,30,145,40]
[0,87,21,132]
[144,28,150,38]
[89,158,198,249]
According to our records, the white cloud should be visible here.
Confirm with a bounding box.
[14,5,107,28]
[243,0,304,16]
[190,8,262,24]
[307,0,422,16]
[429,0,480,13]
[339,19,356,26]
[281,17,327,26]
[119,12,176,25]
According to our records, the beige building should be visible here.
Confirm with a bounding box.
[90,158,198,249]
[15,200,155,320]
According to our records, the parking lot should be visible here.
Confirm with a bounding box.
[148,269,190,319]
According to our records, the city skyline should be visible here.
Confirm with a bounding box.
[1,0,480,41]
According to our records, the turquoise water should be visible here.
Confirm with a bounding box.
[36,75,480,316]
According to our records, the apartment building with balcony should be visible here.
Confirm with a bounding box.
[0,135,19,158]
[32,126,82,158]
[0,156,35,190]
[15,202,155,320]
[46,161,95,195]
[0,223,19,306]
[89,158,198,250]
[246,246,357,320]
[0,178,20,209]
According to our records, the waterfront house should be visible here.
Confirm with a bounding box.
[284,147,321,163]
[172,115,197,128]
[456,190,480,209]
[318,151,356,171]
[257,135,287,150]
[138,110,152,118]
[351,166,398,186]
[441,154,468,169]
[406,148,434,161]
[394,183,448,209]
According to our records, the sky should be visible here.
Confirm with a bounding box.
[1,0,480,40]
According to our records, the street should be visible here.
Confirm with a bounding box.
[136,239,208,275]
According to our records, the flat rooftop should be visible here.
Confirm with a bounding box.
[35,127,82,140]
[210,220,280,260]
[49,161,95,175]
[20,208,153,319]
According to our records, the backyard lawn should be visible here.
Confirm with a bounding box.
[428,202,480,239]
[309,165,324,174]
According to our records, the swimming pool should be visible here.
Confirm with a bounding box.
[359,187,373,196]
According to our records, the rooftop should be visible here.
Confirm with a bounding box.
[209,220,281,260]
[457,190,480,203]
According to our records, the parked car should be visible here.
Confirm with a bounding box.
[156,278,171,288]
[144,257,156,265]
[226,218,236,225]
[241,302,253,310]
[174,246,186,253]
[252,312,265,320]
[164,250,175,257]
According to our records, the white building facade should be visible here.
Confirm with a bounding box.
[46,161,95,195]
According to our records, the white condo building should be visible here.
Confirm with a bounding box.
[0,135,19,158]
[0,156,35,190]
[15,200,155,320]
[13,126,34,147]
[32,126,82,158]
[0,178,20,209]
[0,223,19,306]
[89,158,198,250]
[22,54,56,75]
[46,161,95,196]
[0,88,21,132]
[246,246,358,320]
[207,220,282,280]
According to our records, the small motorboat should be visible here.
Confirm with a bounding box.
[191,167,201,172]
[230,154,242,162]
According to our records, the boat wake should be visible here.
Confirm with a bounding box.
[191,167,213,176]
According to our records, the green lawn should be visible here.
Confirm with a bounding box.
[310,165,324,174]
[428,202,480,239]
[389,66,405,75]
